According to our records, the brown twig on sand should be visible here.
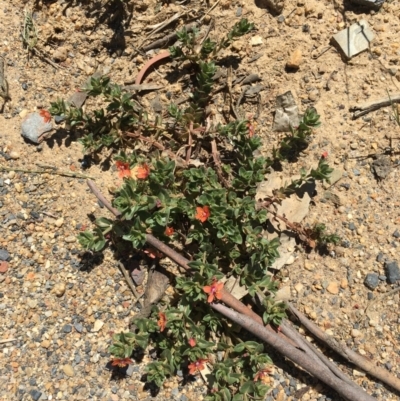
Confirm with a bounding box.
[142,23,198,52]
[288,303,400,393]
[351,93,400,119]
[211,139,229,187]
[213,304,377,401]
[0,164,94,180]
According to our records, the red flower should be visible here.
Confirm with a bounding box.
[321,151,328,159]
[254,368,272,384]
[188,358,208,375]
[157,312,167,332]
[188,338,196,348]
[39,109,52,123]
[165,227,174,236]
[116,161,131,179]
[195,206,210,223]
[132,163,150,180]
[203,279,224,303]
[111,358,133,368]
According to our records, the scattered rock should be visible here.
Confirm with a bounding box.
[52,282,66,297]
[92,319,104,332]
[55,217,64,227]
[41,340,51,349]
[250,36,263,46]
[349,0,385,10]
[74,322,83,333]
[286,48,302,69]
[393,229,400,238]
[53,46,68,62]
[322,169,343,189]
[29,389,42,401]
[331,19,375,59]
[326,282,339,294]
[9,151,20,159]
[62,364,75,377]
[27,299,38,308]
[21,112,53,144]
[0,249,10,261]
[384,261,400,284]
[275,285,291,302]
[364,273,379,290]
[351,329,363,338]
[0,261,9,273]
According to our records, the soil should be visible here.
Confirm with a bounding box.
[1,0,400,400]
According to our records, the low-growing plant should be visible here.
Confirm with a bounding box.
[78,115,337,399]
[49,17,339,401]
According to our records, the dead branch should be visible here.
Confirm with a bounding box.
[213,304,377,401]
[288,303,400,393]
[350,93,400,119]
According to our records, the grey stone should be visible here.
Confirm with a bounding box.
[74,322,83,333]
[393,229,400,238]
[62,324,72,333]
[30,389,42,401]
[348,222,356,231]
[364,273,379,290]
[21,112,53,144]
[349,0,385,10]
[54,115,65,124]
[0,249,10,261]
[125,364,135,377]
[332,20,375,59]
[384,261,400,284]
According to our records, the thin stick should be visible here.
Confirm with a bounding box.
[0,165,94,179]
[288,303,400,393]
[142,22,198,52]
[117,261,142,304]
[213,304,377,401]
[351,93,400,119]
[0,338,17,344]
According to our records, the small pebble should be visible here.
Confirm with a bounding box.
[52,282,66,297]
[62,364,75,377]
[29,389,42,401]
[384,261,400,284]
[286,48,302,69]
[364,273,379,290]
[0,249,10,261]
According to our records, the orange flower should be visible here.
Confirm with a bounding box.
[188,338,196,347]
[157,312,167,332]
[188,358,208,375]
[115,161,131,179]
[165,227,174,236]
[247,121,256,138]
[132,163,150,180]
[39,109,52,123]
[195,206,210,223]
[254,368,272,384]
[321,151,328,159]
[203,279,224,303]
[111,358,133,368]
